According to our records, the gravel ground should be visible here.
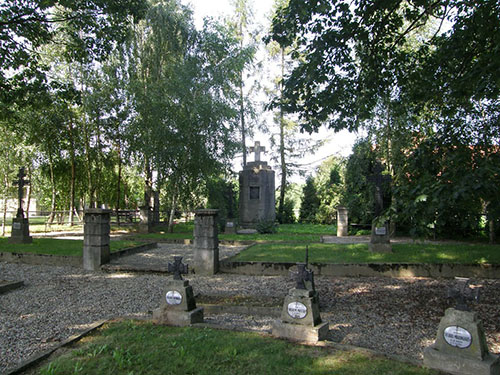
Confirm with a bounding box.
[1,243,499,373]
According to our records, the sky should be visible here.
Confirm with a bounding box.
[180,0,360,183]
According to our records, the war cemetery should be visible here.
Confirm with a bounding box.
[1,1,499,374]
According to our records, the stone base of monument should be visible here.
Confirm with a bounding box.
[9,218,32,244]
[369,222,392,253]
[152,279,204,326]
[424,308,500,375]
[272,288,328,343]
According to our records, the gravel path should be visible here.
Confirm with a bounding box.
[1,243,499,373]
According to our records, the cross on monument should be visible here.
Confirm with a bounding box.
[168,256,189,280]
[367,161,391,217]
[447,277,481,311]
[13,167,30,219]
[290,263,314,290]
[249,141,266,162]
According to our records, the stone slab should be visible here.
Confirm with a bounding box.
[272,320,329,343]
[236,229,258,234]
[152,306,204,326]
[424,346,500,375]
[193,248,219,275]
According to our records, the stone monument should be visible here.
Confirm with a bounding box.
[83,208,111,270]
[193,209,219,275]
[368,162,392,252]
[153,256,204,326]
[336,206,349,237]
[9,167,32,244]
[239,141,275,229]
[424,278,500,375]
[272,255,328,343]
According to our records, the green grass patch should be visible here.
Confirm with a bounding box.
[39,320,436,375]
[0,238,143,257]
[232,242,500,265]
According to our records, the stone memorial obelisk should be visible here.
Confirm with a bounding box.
[9,167,32,244]
[153,257,204,326]
[424,278,500,375]
[368,162,392,253]
[273,260,328,343]
[239,141,275,229]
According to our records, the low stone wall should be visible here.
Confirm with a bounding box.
[0,243,157,268]
[220,260,500,279]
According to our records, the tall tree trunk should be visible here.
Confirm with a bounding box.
[144,157,153,207]
[168,191,177,234]
[2,175,7,236]
[26,165,32,216]
[240,75,247,167]
[47,151,57,224]
[83,122,94,208]
[116,141,122,224]
[67,122,77,226]
[278,48,287,222]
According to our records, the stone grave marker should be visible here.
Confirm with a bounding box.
[368,162,392,253]
[424,278,500,375]
[153,256,204,326]
[272,252,328,342]
[9,167,32,244]
[139,205,152,233]
[224,219,236,234]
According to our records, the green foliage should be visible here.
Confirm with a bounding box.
[314,156,345,225]
[276,196,296,224]
[206,176,239,230]
[256,220,278,234]
[299,176,319,223]
[40,321,437,375]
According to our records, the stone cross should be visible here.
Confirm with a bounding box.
[447,277,481,311]
[290,263,314,290]
[168,256,189,280]
[367,161,391,217]
[13,167,30,219]
[249,141,266,162]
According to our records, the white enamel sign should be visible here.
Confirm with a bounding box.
[166,291,182,305]
[375,227,387,235]
[443,326,472,349]
[287,302,307,319]
[12,222,21,230]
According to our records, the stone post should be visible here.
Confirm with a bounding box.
[336,206,349,237]
[83,209,111,271]
[139,205,152,233]
[369,221,392,253]
[9,217,32,244]
[193,209,219,275]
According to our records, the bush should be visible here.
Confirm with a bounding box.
[256,220,278,234]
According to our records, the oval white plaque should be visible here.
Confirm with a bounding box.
[443,326,472,349]
[166,291,182,305]
[287,302,307,319]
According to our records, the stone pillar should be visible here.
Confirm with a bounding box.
[139,205,152,233]
[336,206,349,237]
[83,209,111,271]
[193,209,219,275]
[9,218,32,244]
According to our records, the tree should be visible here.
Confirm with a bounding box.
[268,0,500,140]
[299,176,319,223]
[315,156,345,225]
[0,0,146,117]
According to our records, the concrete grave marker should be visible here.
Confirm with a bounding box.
[83,209,111,271]
[273,249,328,342]
[424,278,500,375]
[153,257,204,326]
[336,206,349,237]
[193,209,219,275]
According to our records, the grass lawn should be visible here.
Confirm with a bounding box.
[232,242,500,265]
[0,238,143,256]
[39,320,437,375]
